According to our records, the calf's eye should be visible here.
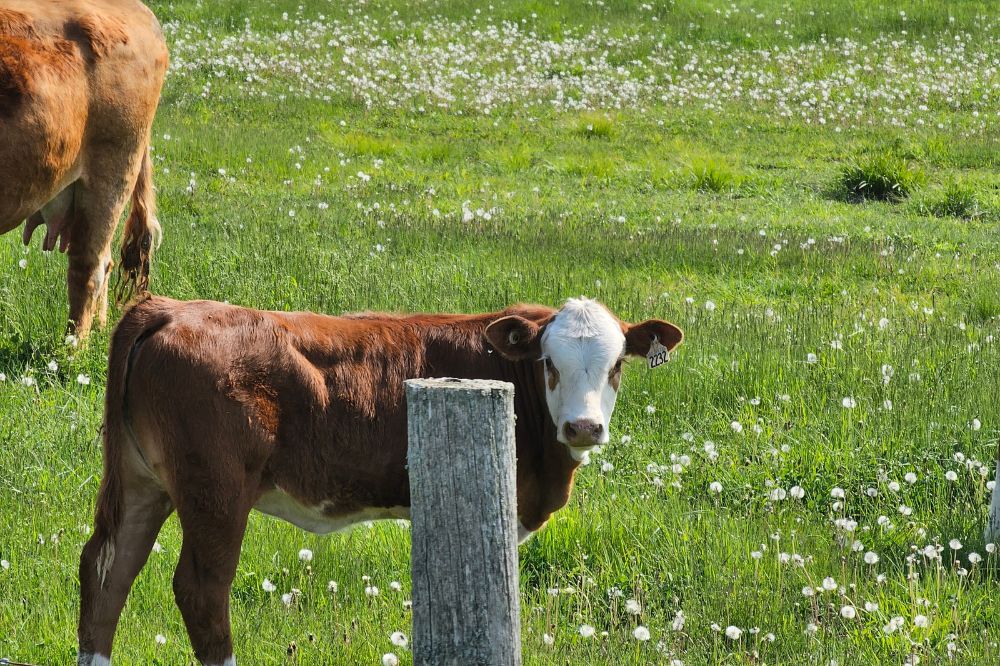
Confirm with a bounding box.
[608,359,624,388]
[543,358,560,390]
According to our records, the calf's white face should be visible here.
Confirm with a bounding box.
[540,300,625,455]
[485,298,683,461]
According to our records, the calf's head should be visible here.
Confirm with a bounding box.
[485,298,683,460]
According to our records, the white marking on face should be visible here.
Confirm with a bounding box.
[540,298,625,457]
[254,488,409,534]
[78,653,111,666]
[986,460,1000,544]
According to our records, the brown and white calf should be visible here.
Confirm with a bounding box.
[0,0,167,335]
[78,296,683,665]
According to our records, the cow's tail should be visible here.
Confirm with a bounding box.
[115,145,161,305]
[90,299,168,584]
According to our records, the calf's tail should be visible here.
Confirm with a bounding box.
[91,299,169,576]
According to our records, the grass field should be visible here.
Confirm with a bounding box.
[2,0,1000,663]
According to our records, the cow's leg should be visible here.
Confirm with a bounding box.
[69,151,141,335]
[94,254,115,328]
[987,443,1000,544]
[66,213,118,336]
[66,203,120,335]
[172,492,254,666]
[78,483,173,664]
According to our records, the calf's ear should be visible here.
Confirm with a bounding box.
[485,315,544,361]
[625,319,684,357]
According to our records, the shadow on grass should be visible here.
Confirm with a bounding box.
[0,334,62,378]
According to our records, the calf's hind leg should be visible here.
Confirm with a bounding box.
[78,482,173,665]
[172,487,256,666]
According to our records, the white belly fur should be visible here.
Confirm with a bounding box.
[254,488,409,534]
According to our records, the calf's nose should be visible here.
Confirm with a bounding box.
[564,419,603,443]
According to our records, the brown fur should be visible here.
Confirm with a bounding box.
[80,298,611,662]
[67,12,129,59]
[87,296,166,559]
[0,36,31,114]
[0,0,167,336]
[0,7,34,38]
[80,297,683,662]
[0,35,81,116]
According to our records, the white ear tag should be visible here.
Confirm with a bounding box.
[647,337,670,369]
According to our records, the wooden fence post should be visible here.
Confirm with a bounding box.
[405,378,522,666]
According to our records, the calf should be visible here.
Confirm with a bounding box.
[0,0,167,335]
[78,296,683,665]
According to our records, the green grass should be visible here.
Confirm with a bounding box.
[837,152,926,202]
[2,0,1000,664]
[926,180,985,220]
[688,156,740,193]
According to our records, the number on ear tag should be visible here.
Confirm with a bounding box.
[647,338,670,369]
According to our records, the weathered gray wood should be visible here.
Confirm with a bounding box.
[406,378,521,666]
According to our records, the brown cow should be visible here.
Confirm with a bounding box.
[78,296,683,665]
[0,0,167,336]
